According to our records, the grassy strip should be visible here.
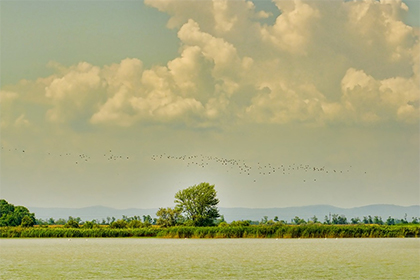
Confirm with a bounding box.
[1,224,419,238]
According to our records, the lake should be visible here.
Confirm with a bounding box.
[0,238,419,279]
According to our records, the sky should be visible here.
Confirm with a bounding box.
[0,0,419,210]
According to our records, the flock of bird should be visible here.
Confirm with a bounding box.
[1,146,130,166]
[150,153,361,183]
[2,145,363,183]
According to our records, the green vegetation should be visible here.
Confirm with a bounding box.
[156,207,182,227]
[0,199,35,227]
[173,182,220,226]
[1,224,419,238]
[1,184,420,238]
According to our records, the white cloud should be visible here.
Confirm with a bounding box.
[1,0,419,129]
[45,62,103,123]
[0,90,18,103]
[261,0,321,55]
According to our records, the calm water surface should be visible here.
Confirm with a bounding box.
[1,238,419,279]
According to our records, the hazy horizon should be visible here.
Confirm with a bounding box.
[26,203,420,211]
[1,0,419,209]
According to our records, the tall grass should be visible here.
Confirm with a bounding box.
[1,224,419,238]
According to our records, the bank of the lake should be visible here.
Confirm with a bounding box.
[1,224,419,238]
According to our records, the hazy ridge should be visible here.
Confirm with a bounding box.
[29,204,420,223]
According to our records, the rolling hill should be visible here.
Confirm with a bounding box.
[29,204,420,223]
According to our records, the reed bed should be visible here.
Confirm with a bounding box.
[1,224,418,238]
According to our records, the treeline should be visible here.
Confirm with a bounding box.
[35,215,156,228]
[33,213,419,229]
[260,213,419,226]
[1,224,419,238]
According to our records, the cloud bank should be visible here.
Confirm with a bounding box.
[1,0,419,129]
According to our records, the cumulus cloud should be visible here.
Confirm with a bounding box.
[339,67,419,124]
[45,62,104,124]
[1,0,419,129]
[261,0,321,55]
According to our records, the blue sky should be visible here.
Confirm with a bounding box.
[1,0,419,209]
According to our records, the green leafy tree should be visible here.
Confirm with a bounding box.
[260,216,269,224]
[156,207,182,227]
[331,214,347,225]
[109,219,127,229]
[309,215,319,223]
[68,216,82,224]
[324,215,331,225]
[373,216,383,225]
[35,218,48,225]
[363,215,373,224]
[142,215,153,225]
[230,220,251,227]
[0,199,35,227]
[0,199,15,218]
[401,214,408,224]
[21,215,35,227]
[82,221,100,229]
[55,218,67,225]
[174,182,220,226]
[64,220,80,228]
[127,220,143,228]
[292,216,306,225]
[214,215,225,226]
[386,216,395,225]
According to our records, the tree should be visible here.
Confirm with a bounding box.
[386,216,395,225]
[21,215,34,227]
[109,219,127,229]
[363,215,373,224]
[309,215,319,223]
[174,182,220,226]
[331,214,347,225]
[156,207,182,227]
[55,218,67,225]
[142,215,153,224]
[230,220,251,227]
[127,220,143,228]
[215,215,225,226]
[0,199,35,227]
[401,213,408,224]
[292,216,306,225]
[0,199,15,218]
[373,216,383,225]
[64,220,79,228]
[261,216,268,224]
[82,221,100,229]
[324,215,331,225]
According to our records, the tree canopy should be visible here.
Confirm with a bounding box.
[174,182,220,226]
[156,207,182,227]
[0,199,36,227]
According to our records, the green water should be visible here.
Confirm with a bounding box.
[1,238,419,279]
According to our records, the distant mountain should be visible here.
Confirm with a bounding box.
[219,205,420,223]
[29,204,420,223]
[29,206,158,222]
